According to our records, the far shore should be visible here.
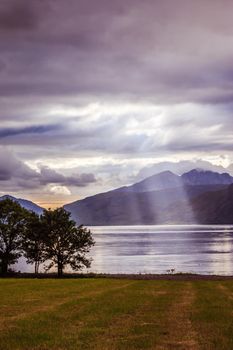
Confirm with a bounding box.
[1,272,233,280]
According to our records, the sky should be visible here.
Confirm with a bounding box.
[0,0,233,208]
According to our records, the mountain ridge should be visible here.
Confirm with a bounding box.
[64,168,233,225]
[112,169,233,194]
[0,195,44,215]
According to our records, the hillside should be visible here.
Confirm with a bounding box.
[191,184,233,224]
[0,195,44,215]
[64,169,233,225]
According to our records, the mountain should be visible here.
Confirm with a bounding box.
[64,184,228,225]
[167,184,233,224]
[0,195,44,215]
[117,171,183,193]
[191,184,233,224]
[114,169,233,193]
[64,168,233,225]
[182,169,233,186]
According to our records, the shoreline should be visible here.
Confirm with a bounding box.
[1,272,233,280]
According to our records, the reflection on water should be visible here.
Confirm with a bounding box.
[16,225,233,275]
[86,225,233,275]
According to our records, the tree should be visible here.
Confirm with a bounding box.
[22,212,46,274]
[42,208,95,277]
[0,198,28,274]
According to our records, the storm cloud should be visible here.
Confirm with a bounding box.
[0,148,96,201]
[1,0,233,103]
[0,0,232,205]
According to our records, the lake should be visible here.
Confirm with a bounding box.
[16,225,233,275]
[87,225,233,275]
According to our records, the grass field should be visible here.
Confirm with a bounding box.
[0,278,233,350]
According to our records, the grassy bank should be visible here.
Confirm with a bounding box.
[0,278,232,349]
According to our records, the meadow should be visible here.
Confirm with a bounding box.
[0,278,233,350]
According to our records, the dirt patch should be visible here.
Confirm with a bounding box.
[217,284,233,301]
[155,283,199,350]
[92,289,169,350]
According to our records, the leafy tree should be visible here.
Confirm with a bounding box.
[22,212,47,274]
[42,208,94,276]
[0,198,28,274]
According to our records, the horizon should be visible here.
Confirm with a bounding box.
[1,0,233,207]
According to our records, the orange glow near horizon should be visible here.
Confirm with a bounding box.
[35,201,67,209]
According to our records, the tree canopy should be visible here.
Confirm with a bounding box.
[0,199,94,276]
[0,198,28,274]
[42,208,94,276]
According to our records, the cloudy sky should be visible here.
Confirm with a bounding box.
[0,0,233,207]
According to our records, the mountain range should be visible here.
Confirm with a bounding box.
[1,169,233,225]
[64,169,233,225]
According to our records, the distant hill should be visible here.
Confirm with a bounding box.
[190,184,233,224]
[182,169,233,186]
[64,184,228,225]
[0,195,44,215]
[114,169,233,193]
[64,168,233,225]
[117,171,183,192]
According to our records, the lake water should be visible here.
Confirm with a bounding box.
[87,225,233,275]
[16,225,233,275]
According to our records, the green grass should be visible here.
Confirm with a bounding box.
[0,278,232,349]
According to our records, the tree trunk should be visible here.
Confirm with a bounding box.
[57,262,63,277]
[35,261,39,275]
[1,260,8,275]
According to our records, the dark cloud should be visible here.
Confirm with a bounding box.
[0,147,37,181]
[0,0,233,103]
[0,1,37,32]
[0,124,60,138]
[39,166,96,187]
[0,148,96,193]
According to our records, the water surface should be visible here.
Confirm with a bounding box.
[86,225,233,275]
